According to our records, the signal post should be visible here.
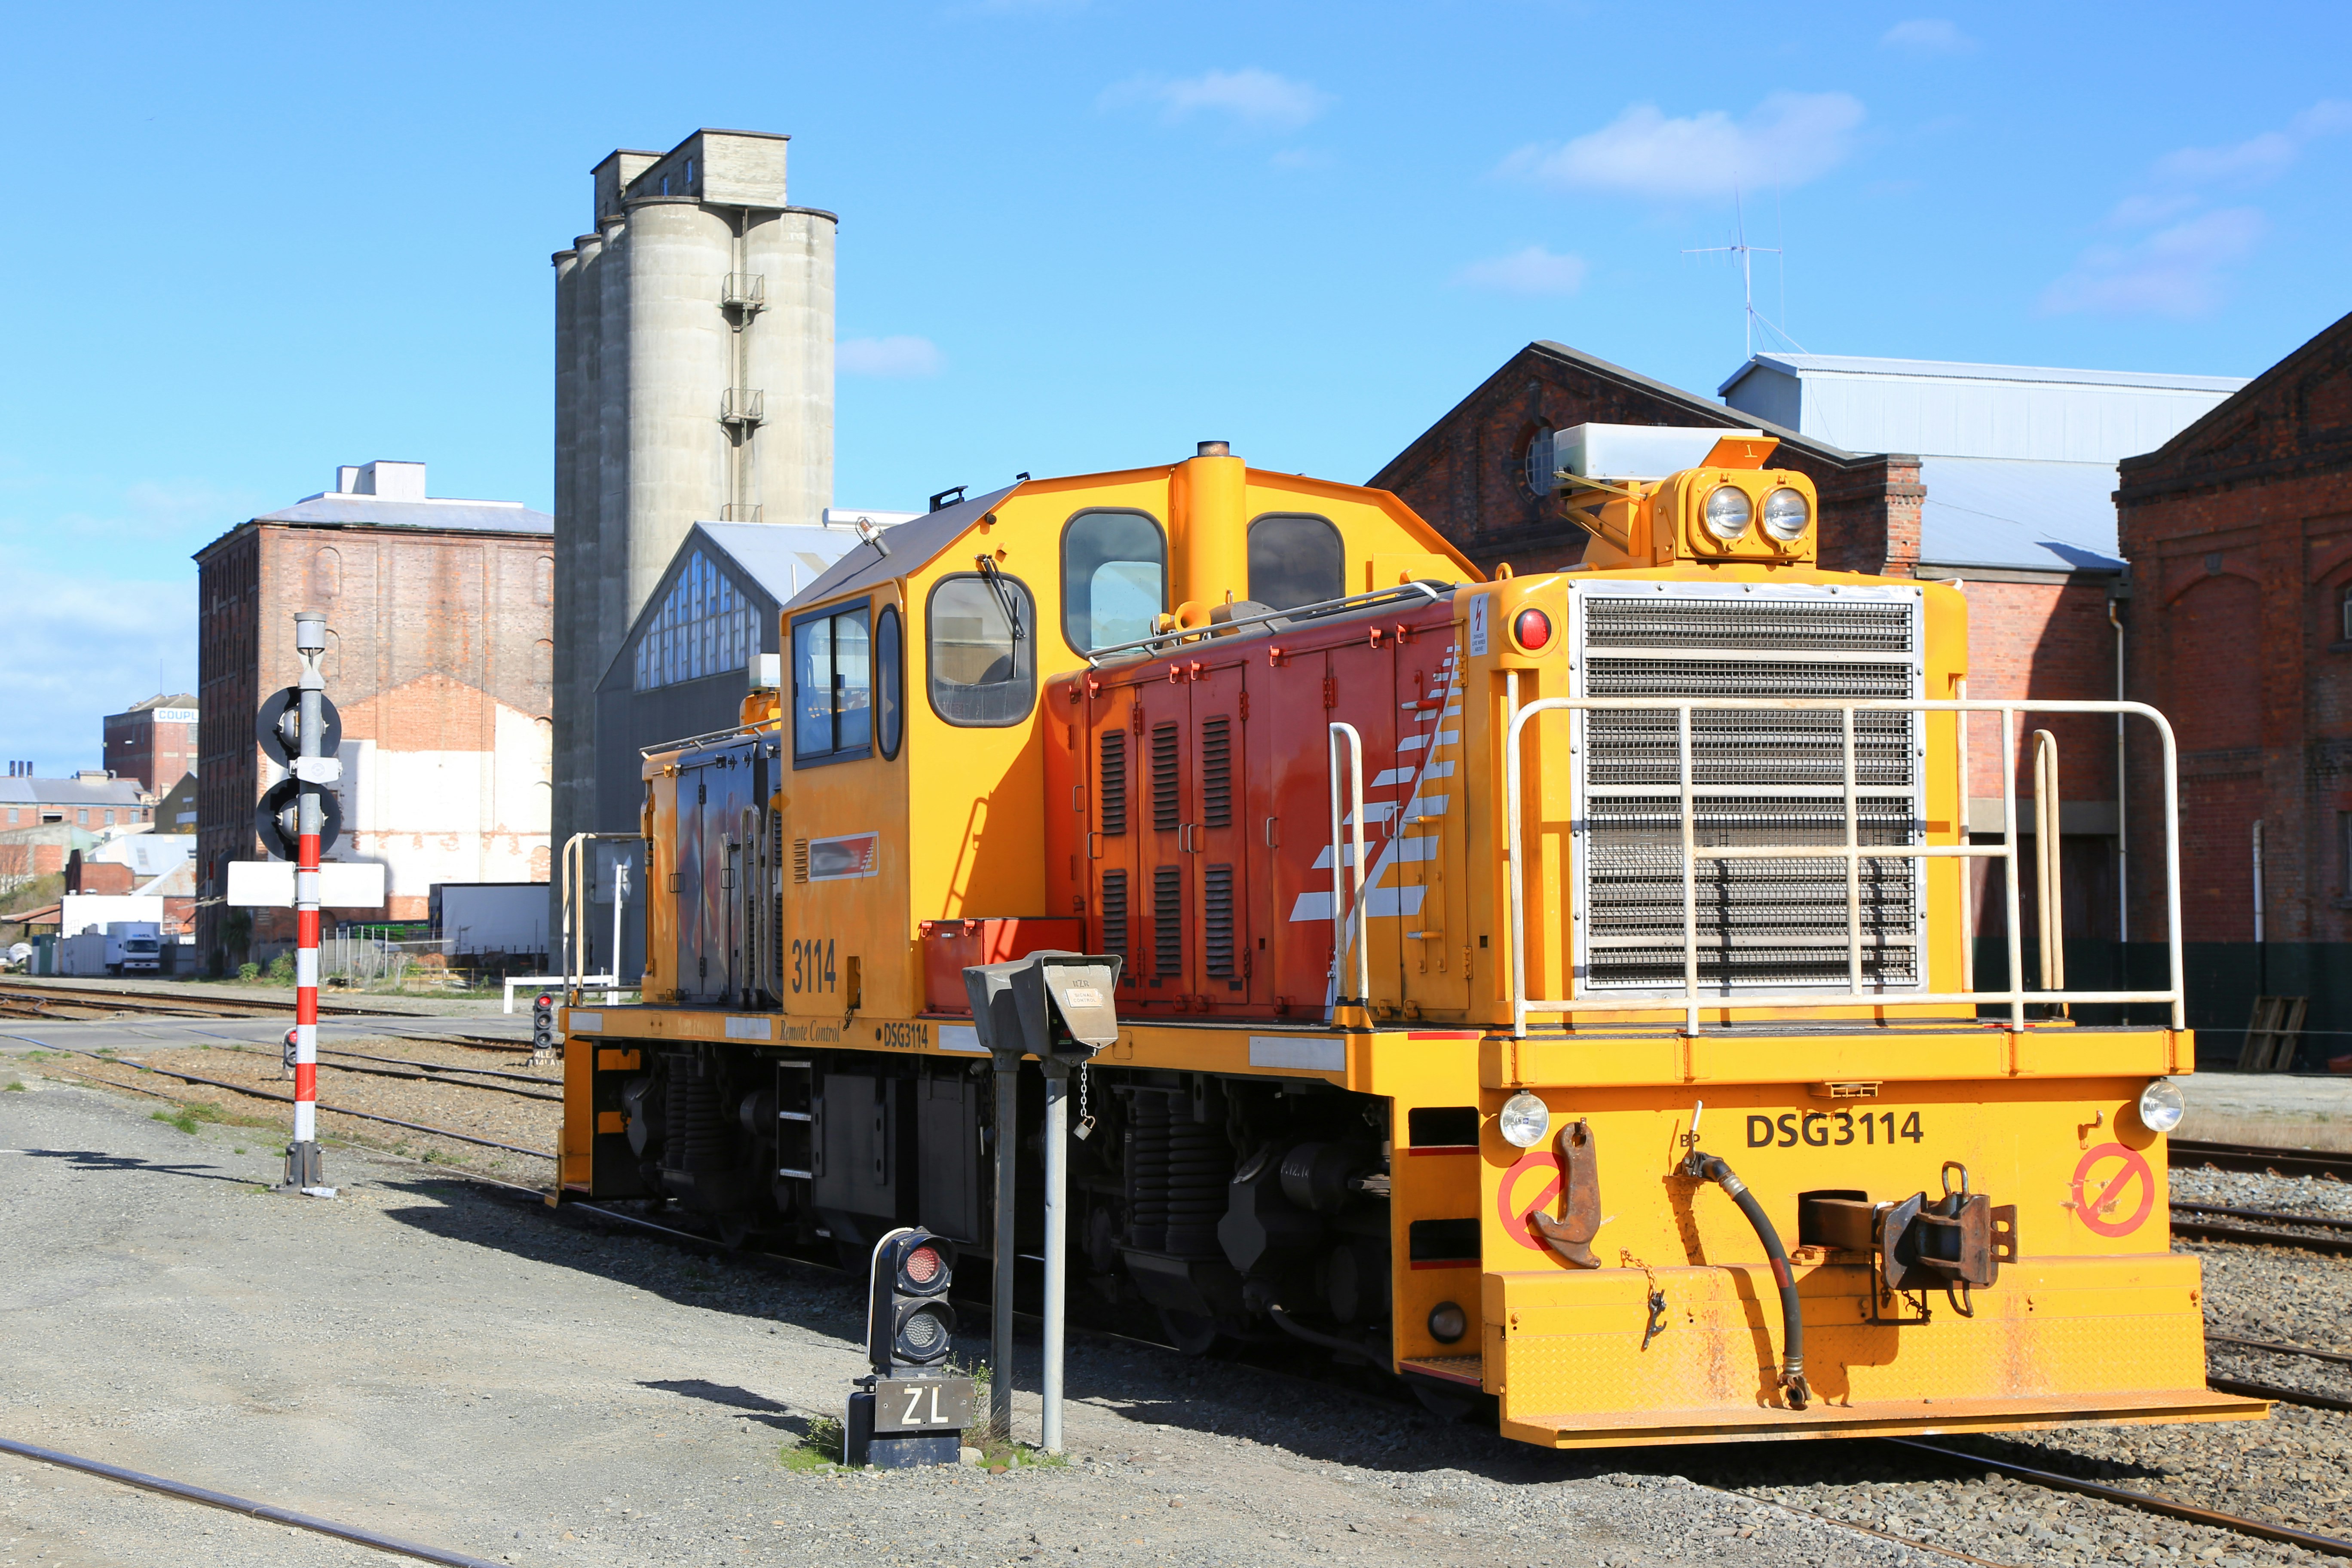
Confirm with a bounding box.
[266,611,341,1196]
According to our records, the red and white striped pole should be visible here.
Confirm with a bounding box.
[285,611,331,1195]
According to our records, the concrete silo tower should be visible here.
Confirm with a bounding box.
[549,129,836,867]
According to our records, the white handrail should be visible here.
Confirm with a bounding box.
[1326,722,1369,1007]
[1501,696,2185,1037]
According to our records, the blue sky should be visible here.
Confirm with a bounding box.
[3,1,2346,773]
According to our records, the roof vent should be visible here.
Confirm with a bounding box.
[1196,441,1230,458]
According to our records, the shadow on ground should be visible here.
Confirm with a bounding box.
[372,1174,2168,1497]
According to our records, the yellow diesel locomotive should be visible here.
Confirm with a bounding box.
[555,435,2258,1448]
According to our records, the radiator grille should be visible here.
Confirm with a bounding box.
[1575,588,1923,994]
[1200,716,1232,827]
[1099,731,1127,836]
[1101,870,1128,962]
[1151,723,1180,833]
[1204,863,1235,979]
[1153,865,1183,980]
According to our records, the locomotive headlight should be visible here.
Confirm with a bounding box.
[1761,486,1811,542]
[2137,1079,2186,1135]
[1498,1091,1551,1148]
[1702,484,1753,540]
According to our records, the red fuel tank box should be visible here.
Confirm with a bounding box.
[917,918,1085,1013]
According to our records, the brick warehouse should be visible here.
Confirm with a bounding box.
[1372,340,2240,985]
[193,461,554,968]
[2119,306,2352,1064]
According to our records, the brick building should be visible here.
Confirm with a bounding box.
[193,461,554,967]
[1373,340,2240,971]
[2118,306,2352,1060]
[0,773,150,834]
[101,693,197,793]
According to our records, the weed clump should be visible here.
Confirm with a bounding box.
[780,1414,845,1471]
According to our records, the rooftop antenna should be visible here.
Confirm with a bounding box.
[1684,188,1808,358]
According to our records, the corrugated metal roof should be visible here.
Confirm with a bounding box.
[1916,457,2124,573]
[1724,353,2248,395]
[252,496,553,533]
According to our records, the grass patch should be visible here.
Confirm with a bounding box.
[780,1415,845,1471]
[150,1102,225,1136]
[233,1146,247,1155]
[5,1081,24,1092]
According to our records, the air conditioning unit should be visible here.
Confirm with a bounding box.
[1535,424,1768,490]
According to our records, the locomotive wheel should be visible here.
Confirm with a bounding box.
[1411,1381,1476,1420]
[1156,1307,1228,1358]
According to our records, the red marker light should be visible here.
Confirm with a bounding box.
[1513,608,1554,651]
[904,1244,943,1285]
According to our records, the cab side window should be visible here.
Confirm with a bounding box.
[1062,509,1166,653]
[792,601,872,766]
[928,572,1035,726]
[1248,513,1345,609]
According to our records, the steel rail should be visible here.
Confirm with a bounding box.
[2169,1139,2352,1179]
[1884,1438,2352,1559]
[2174,1200,2352,1233]
[2208,1333,2352,1368]
[314,1046,559,1086]
[0,981,407,1020]
[0,1436,506,1568]
[201,1042,561,1100]
[2171,1216,2352,1256]
[2207,1375,2352,1415]
[52,1053,553,1160]
[1502,696,2185,1035]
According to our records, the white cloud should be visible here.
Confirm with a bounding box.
[838,336,944,378]
[1102,68,1334,134]
[1453,245,1588,296]
[0,567,194,773]
[2046,98,2350,316]
[1500,92,1865,201]
[1880,19,1975,54]
[2041,207,2266,318]
[2150,101,2350,189]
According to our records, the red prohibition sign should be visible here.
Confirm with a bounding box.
[2071,1142,2156,1238]
[1497,1150,1562,1251]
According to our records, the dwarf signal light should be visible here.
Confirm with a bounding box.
[1512,607,1553,652]
[531,993,557,1064]
[870,1227,958,1374]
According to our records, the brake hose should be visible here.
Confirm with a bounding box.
[1682,1151,1811,1410]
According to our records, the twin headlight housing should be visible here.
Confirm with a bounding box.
[1703,482,1811,545]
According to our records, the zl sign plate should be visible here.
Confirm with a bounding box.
[872,1376,975,1434]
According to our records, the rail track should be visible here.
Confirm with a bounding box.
[193,1041,563,1102]
[36,1045,554,1162]
[0,980,396,1021]
[2171,1137,2352,1180]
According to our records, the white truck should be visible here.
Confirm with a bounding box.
[99,922,164,975]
